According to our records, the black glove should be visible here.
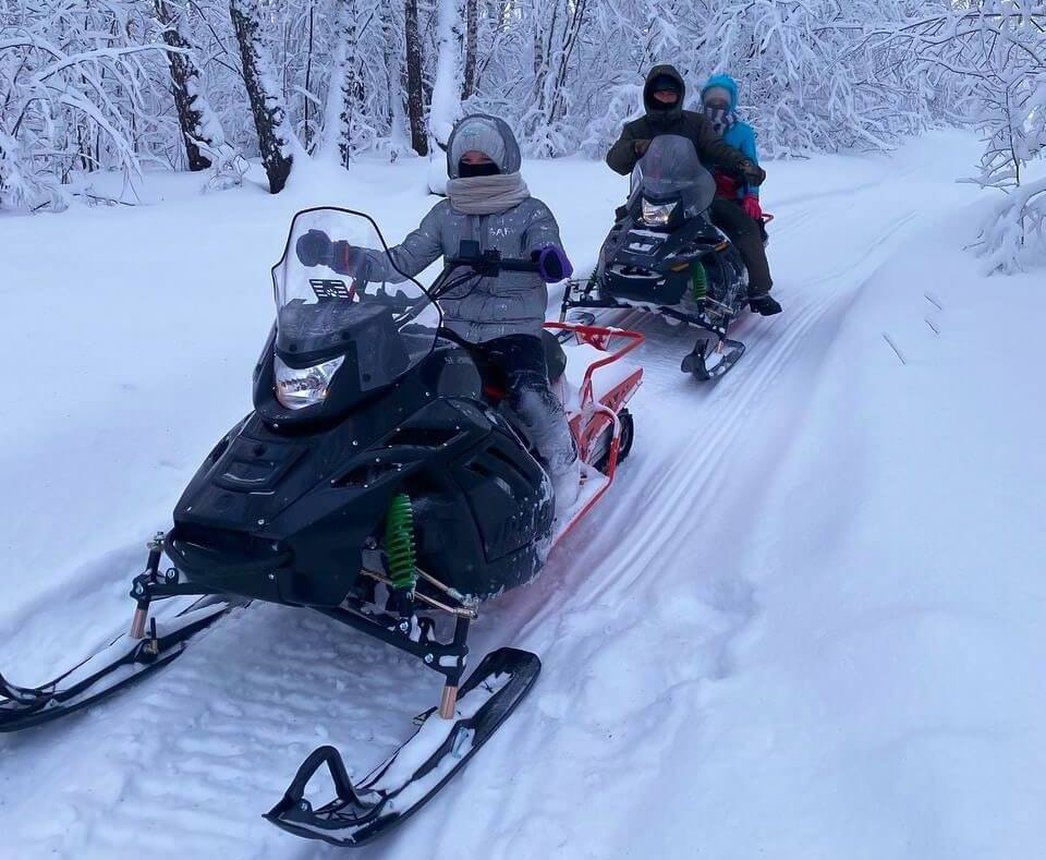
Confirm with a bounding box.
[296,229,334,267]
[738,160,766,187]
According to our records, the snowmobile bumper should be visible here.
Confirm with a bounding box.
[264,647,541,847]
[560,280,748,382]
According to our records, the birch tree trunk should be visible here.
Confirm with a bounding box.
[325,0,360,166]
[154,0,227,172]
[462,0,478,100]
[404,0,428,155]
[229,0,294,192]
[429,0,464,148]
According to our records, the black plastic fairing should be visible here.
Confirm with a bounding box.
[174,342,552,606]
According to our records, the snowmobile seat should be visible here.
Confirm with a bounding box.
[542,329,568,385]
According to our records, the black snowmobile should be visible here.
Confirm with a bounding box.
[562,134,769,380]
[0,207,644,848]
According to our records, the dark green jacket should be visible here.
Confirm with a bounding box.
[605,64,750,176]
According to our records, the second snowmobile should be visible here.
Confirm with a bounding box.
[562,134,772,380]
[0,207,643,848]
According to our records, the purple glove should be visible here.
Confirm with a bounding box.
[532,244,573,283]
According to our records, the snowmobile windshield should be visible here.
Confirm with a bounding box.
[630,135,716,218]
[271,208,441,393]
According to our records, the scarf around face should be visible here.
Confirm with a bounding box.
[703,105,738,137]
[445,172,531,215]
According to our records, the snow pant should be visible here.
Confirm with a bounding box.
[709,198,773,296]
[475,334,577,476]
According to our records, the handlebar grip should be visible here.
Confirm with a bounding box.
[445,256,541,274]
[497,258,541,273]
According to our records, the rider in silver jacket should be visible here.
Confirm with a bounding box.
[296,114,581,509]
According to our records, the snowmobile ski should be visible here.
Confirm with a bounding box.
[264,647,541,847]
[0,597,234,732]
[680,331,746,381]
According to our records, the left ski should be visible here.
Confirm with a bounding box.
[265,647,540,847]
[681,332,746,381]
[0,598,234,732]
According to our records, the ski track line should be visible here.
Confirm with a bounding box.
[384,274,849,858]
[413,191,947,859]
[2,604,440,858]
[428,294,845,860]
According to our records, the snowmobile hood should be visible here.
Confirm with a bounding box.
[701,73,739,109]
[447,114,522,178]
[643,64,686,122]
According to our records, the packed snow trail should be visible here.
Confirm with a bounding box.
[2,132,1042,859]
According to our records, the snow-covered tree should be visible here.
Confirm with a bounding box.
[2,0,1041,272]
[324,0,365,165]
[429,0,464,149]
[403,0,427,155]
[229,0,295,191]
[867,2,1046,271]
[0,1,171,209]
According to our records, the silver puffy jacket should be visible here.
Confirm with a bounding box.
[369,197,561,344]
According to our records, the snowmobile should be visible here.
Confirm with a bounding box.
[561,134,772,381]
[0,207,643,848]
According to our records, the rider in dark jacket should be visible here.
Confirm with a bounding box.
[606,65,781,315]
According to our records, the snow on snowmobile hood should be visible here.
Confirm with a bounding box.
[446,114,522,179]
[643,64,686,122]
[701,73,740,110]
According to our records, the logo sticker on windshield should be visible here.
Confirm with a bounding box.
[309,279,353,301]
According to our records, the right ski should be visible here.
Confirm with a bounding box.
[265,647,541,847]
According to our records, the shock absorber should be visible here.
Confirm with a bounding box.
[690,260,708,301]
[385,493,417,614]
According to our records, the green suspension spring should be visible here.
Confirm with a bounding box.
[385,493,417,591]
[690,261,708,301]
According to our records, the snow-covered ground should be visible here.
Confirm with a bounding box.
[1,131,1043,859]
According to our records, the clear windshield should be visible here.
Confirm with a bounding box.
[271,208,441,392]
[630,135,716,217]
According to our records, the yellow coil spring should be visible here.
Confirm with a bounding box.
[385,493,417,591]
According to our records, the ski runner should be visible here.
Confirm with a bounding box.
[295,113,581,508]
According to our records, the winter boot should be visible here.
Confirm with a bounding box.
[749,293,782,316]
[551,455,581,514]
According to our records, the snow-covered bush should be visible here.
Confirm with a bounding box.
[868,2,1046,271]
[0,1,172,210]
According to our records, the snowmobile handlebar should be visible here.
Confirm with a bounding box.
[445,240,541,276]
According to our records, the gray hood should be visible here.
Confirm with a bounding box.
[446,114,522,178]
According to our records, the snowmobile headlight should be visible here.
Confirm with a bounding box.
[274,354,345,410]
[641,198,677,226]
